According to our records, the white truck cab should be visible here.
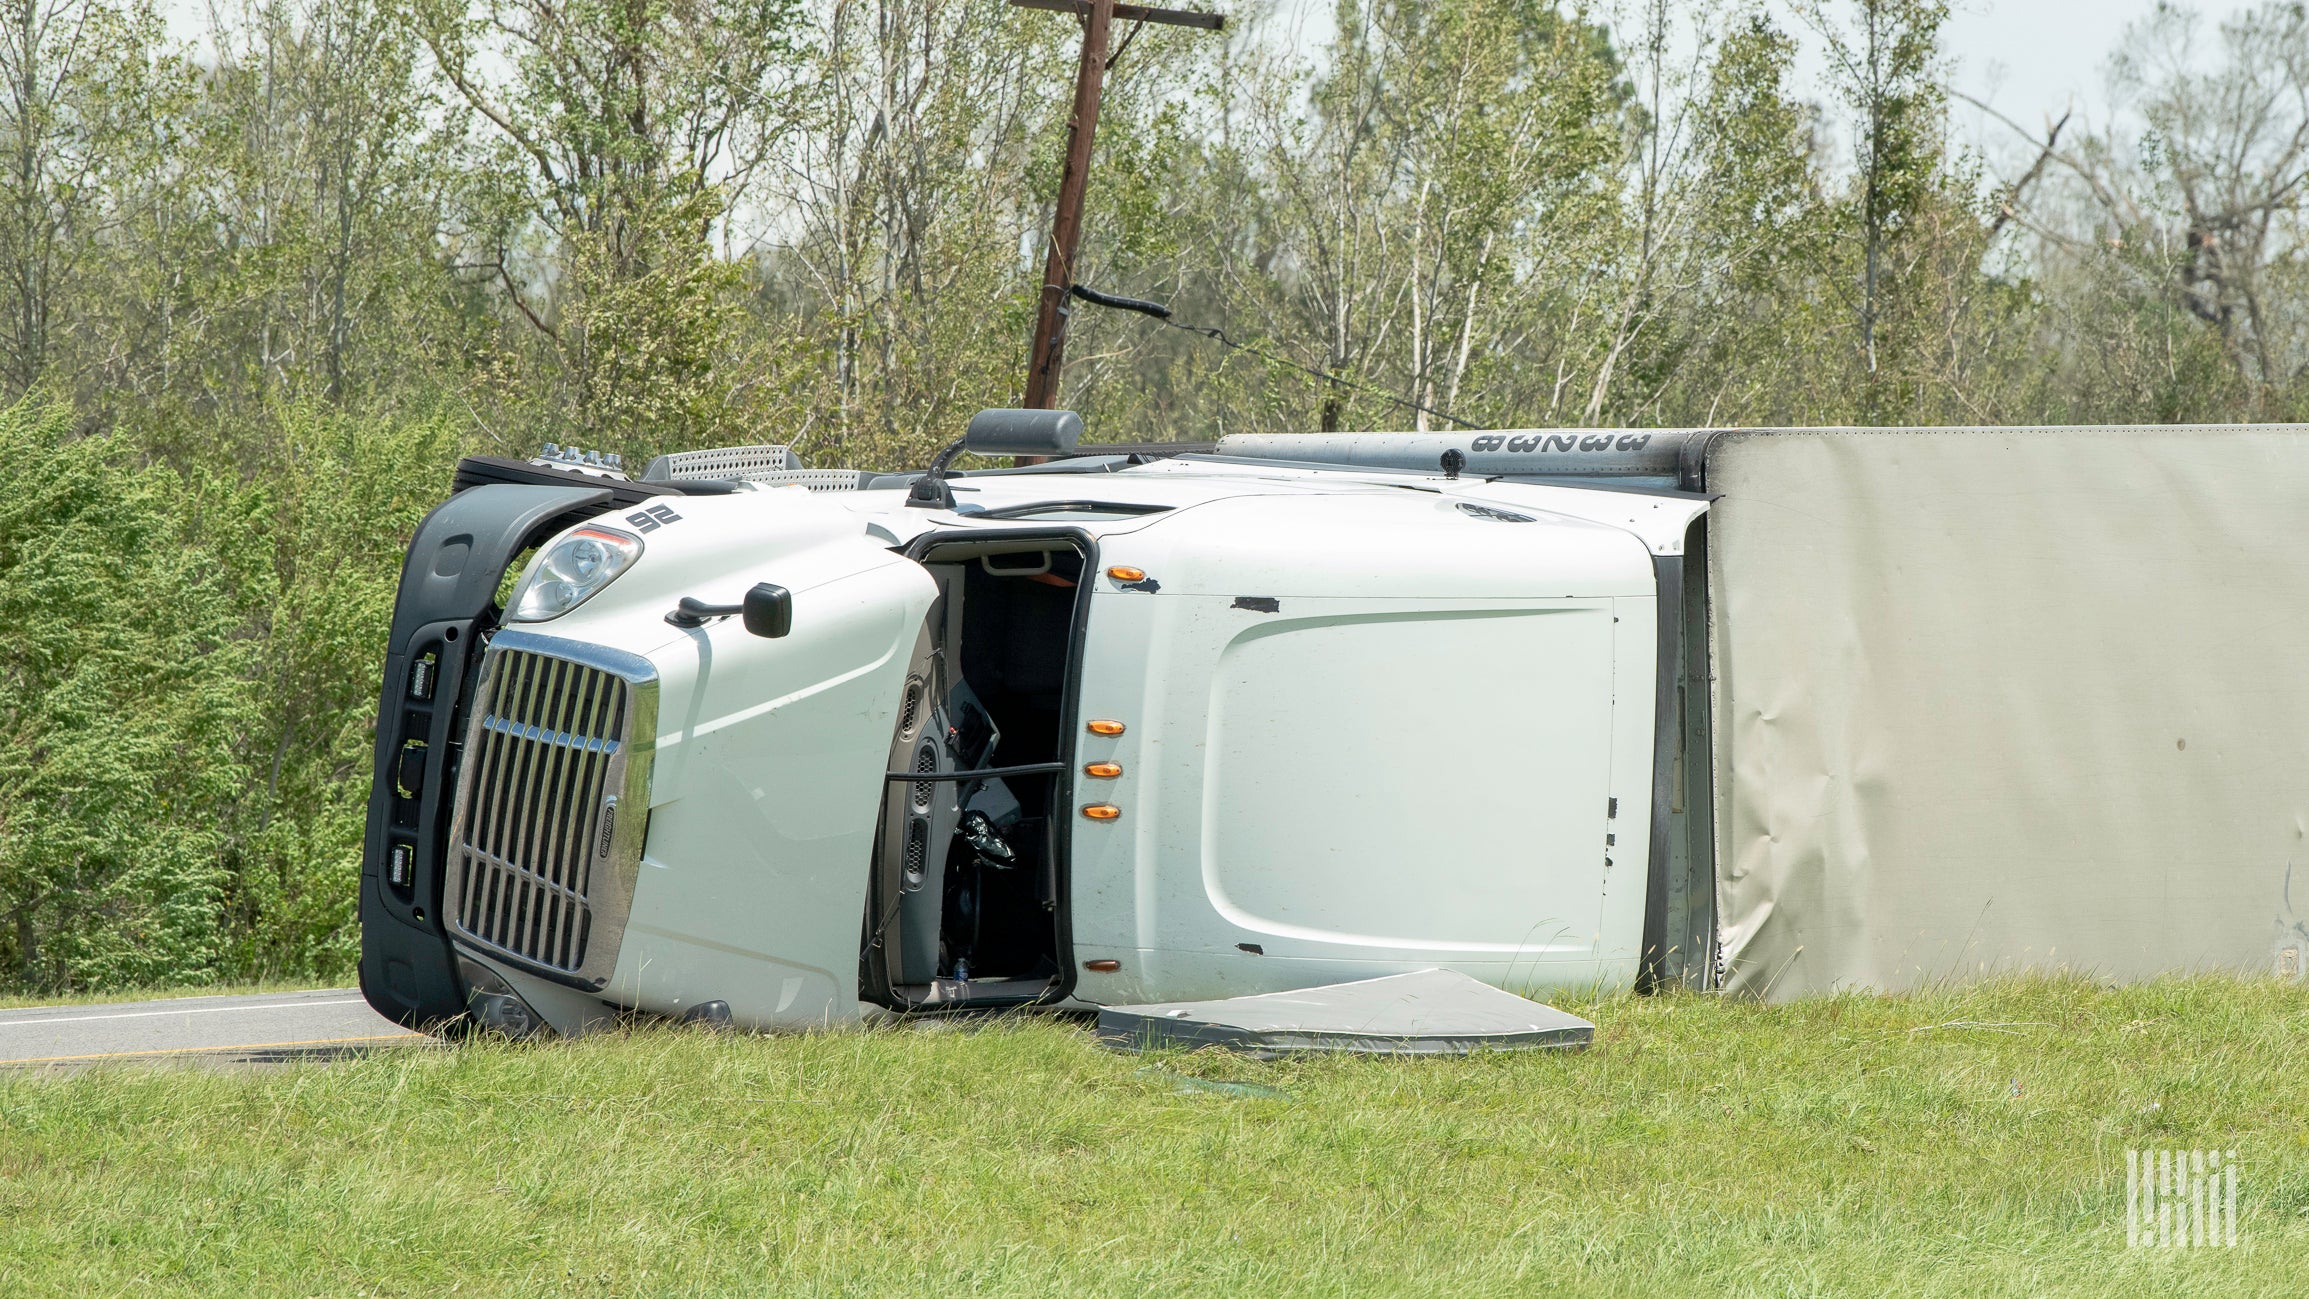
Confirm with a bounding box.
[358,413,1713,1036]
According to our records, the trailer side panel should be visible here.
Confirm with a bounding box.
[1706,426,2309,997]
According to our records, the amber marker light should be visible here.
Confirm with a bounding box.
[1082,804,1122,821]
[1084,761,1122,779]
[1086,719,1126,736]
[1107,565,1147,582]
[1084,959,1122,973]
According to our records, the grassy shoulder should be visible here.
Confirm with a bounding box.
[0,975,2301,1297]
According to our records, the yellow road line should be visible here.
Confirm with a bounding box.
[0,1033,427,1067]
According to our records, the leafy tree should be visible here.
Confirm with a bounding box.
[0,0,184,399]
[1982,3,2309,418]
[1796,0,1950,380]
[208,403,462,977]
[755,0,1093,465]
[168,0,460,410]
[1637,11,1825,425]
[0,400,250,990]
[413,0,806,450]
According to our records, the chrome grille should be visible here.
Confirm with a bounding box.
[446,633,657,988]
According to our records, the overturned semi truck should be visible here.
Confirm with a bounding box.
[359,416,2309,1035]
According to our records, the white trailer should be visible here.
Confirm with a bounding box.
[358,416,2309,1034]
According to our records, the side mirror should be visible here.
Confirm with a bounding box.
[742,582,792,638]
[908,409,1086,510]
[964,408,1082,458]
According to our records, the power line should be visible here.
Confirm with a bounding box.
[1067,283,1485,431]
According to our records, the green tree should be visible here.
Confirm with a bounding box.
[1798,0,1949,379]
[1163,0,1629,434]
[756,0,1092,466]
[215,403,463,977]
[0,0,183,399]
[162,0,463,412]
[1985,3,2309,420]
[1633,10,1827,425]
[0,401,251,990]
[414,0,806,451]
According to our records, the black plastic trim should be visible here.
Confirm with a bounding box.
[1636,517,1719,992]
[1676,430,1739,493]
[969,500,1174,520]
[357,483,617,1031]
[453,455,695,506]
[448,933,616,995]
[1680,520,1720,986]
[1638,552,1683,993]
[884,761,1069,782]
[1054,441,1213,459]
[1173,452,1713,500]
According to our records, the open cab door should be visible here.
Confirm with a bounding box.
[861,530,1095,1012]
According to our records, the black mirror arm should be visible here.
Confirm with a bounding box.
[906,437,970,510]
[665,596,740,628]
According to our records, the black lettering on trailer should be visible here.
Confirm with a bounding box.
[1456,432,1658,458]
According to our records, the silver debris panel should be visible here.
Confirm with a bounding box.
[1094,969,1594,1057]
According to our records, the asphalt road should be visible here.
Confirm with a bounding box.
[0,988,427,1069]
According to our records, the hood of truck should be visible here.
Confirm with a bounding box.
[447,486,937,1030]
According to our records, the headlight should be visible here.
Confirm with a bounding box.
[506,526,642,622]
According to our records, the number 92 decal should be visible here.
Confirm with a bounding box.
[625,503,683,532]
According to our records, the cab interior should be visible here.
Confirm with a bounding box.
[863,535,1086,1009]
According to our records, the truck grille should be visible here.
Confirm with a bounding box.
[445,634,657,988]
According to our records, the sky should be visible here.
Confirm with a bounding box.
[1933,0,2235,159]
[1940,0,2181,119]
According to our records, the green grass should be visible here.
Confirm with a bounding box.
[1,976,2304,1296]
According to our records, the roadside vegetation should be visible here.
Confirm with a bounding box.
[0,975,2302,1296]
[8,0,2309,992]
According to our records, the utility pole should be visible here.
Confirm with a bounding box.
[1012,0,1222,410]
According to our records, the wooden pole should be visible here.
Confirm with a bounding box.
[1013,1,1221,420]
[1022,0,1114,410]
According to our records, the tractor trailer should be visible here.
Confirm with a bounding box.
[359,415,2309,1035]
